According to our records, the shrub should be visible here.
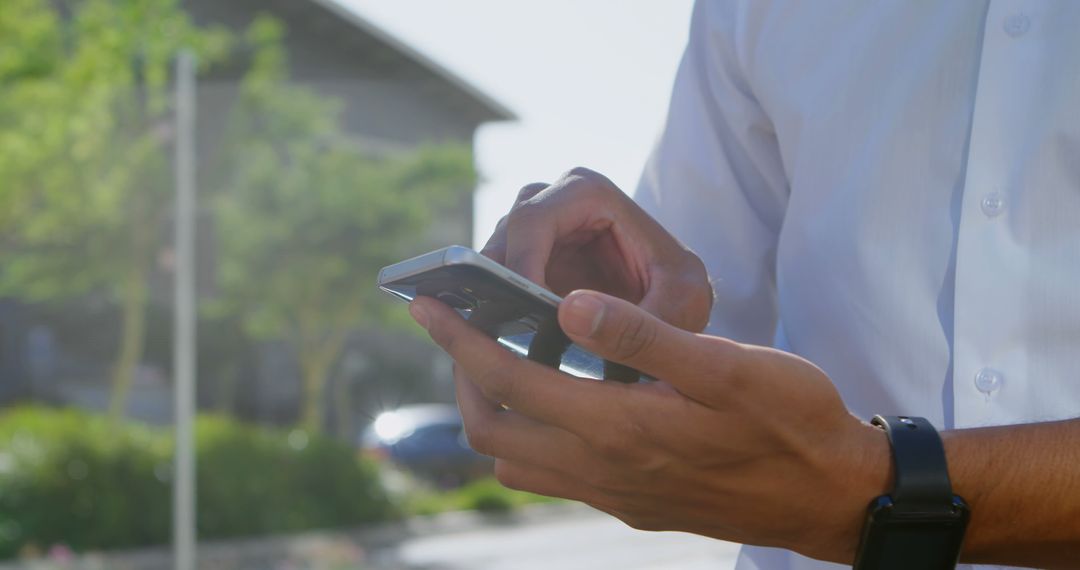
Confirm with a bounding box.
[193,415,394,538]
[465,480,516,513]
[0,407,170,558]
[405,477,556,517]
[0,407,393,559]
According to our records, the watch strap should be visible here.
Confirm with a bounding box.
[871,415,955,514]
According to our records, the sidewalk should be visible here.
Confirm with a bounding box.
[0,503,740,570]
[370,503,740,570]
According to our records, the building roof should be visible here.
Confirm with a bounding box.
[309,0,516,122]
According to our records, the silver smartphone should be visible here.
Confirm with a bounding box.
[378,245,638,381]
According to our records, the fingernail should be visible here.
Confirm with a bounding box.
[562,292,605,338]
[409,303,429,329]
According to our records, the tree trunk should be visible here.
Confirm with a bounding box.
[300,353,332,434]
[213,363,240,414]
[108,264,149,420]
[334,371,353,441]
[298,331,348,434]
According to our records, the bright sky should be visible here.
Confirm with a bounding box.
[344,0,695,247]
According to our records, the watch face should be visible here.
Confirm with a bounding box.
[871,525,964,568]
[853,496,970,570]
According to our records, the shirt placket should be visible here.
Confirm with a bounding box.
[951,0,1042,429]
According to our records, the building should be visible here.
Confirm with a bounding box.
[0,0,513,427]
[184,0,514,429]
[185,0,513,247]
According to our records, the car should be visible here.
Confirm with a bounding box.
[360,403,492,487]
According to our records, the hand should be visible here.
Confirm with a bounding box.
[408,290,893,564]
[483,167,712,332]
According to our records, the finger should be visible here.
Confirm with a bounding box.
[480,215,509,263]
[454,367,599,473]
[557,289,741,402]
[480,183,549,264]
[503,204,557,288]
[454,363,500,412]
[504,170,617,288]
[638,269,713,333]
[515,182,549,203]
[411,295,630,436]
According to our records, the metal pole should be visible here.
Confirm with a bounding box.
[173,50,197,570]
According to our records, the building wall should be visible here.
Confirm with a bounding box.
[184,0,486,248]
[184,0,495,143]
[178,0,491,426]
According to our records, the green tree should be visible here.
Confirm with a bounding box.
[0,0,229,419]
[213,18,475,433]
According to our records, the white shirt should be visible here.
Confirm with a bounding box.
[636,1,1080,569]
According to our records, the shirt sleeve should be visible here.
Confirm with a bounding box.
[634,0,789,346]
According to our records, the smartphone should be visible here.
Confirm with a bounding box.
[377,245,639,382]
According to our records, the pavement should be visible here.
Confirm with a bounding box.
[0,504,740,570]
[367,504,741,570]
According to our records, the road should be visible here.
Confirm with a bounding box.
[368,506,741,570]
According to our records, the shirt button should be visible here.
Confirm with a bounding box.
[1003,14,1030,37]
[980,193,1005,217]
[974,368,1003,394]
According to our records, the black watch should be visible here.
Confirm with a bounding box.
[852,415,970,570]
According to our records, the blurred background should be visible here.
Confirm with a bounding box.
[0,0,739,568]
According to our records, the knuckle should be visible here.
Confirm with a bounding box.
[463,421,496,456]
[675,252,710,292]
[582,469,625,494]
[493,460,525,491]
[589,428,630,459]
[564,165,600,181]
[563,166,616,197]
[611,313,658,361]
[516,182,548,201]
[669,263,714,330]
[507,198,542,223]
[477,366,518,404]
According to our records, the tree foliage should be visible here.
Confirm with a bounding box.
[0,0,230,419]
[0,1,476,432]
[213,17,476,432]
[0,0,229,295]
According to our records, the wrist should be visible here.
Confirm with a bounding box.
[806,418,894,563]
[939,428,991,562]
[849,417,972,569]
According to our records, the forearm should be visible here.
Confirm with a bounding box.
[942,418,1080,568]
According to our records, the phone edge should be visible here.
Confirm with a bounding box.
[377,246,458,286]
[378,246,562,309]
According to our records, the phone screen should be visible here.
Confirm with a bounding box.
[380,264,607,379]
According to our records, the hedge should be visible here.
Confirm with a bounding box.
[405,477,558,517]
[0,407,394,559]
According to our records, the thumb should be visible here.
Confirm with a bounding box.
[558,290,727,391]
